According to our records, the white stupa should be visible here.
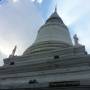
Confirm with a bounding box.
[0,7,89,90]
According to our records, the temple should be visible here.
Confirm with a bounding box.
[0,8,90,90]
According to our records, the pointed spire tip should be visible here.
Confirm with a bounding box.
[55,4,57,13]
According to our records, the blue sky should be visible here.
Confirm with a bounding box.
[0,0,90,65]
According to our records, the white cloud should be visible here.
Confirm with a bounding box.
[31,0,43,4]
[0,0,44,57]
[31,0,35,2]
[37,0,43,3]
[12,0,19,3]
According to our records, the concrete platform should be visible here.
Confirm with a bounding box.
[1,86,90,90]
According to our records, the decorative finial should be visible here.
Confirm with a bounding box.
[9,45,17,58]
[73,34,80,46]
[55,5,57,12]
[12,45,17,56]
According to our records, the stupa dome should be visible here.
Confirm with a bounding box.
[23,10,72,55]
